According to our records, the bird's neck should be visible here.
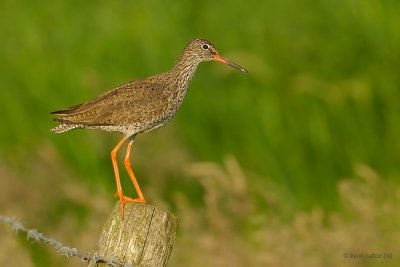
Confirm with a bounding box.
[172,52,201,90]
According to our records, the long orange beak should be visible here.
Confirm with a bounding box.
[214,54,248,73]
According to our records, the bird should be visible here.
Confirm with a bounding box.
[50,38,247,218]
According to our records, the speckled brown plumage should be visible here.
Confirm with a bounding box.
[51,73,181,135]
[50,38,247,218]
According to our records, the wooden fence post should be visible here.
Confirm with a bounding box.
[88,202,179,267]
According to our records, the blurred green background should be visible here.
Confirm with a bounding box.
[1,0,399,266]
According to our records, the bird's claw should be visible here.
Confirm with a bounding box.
[115,191,146,219]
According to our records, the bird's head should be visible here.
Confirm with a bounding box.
[183,38,247,73]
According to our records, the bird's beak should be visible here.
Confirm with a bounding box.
[213,54,248,73]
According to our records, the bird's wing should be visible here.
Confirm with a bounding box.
[50,103,84,115]
[53,78,173,126]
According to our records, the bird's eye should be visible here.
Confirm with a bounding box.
[202,44,209,50]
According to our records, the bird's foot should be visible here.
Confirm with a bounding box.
[115,191,146,219]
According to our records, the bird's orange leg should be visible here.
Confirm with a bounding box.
[111,136,136,218]
[124,139,146,203]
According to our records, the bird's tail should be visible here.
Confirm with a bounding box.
[50,123,84,133]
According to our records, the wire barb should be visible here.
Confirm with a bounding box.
[0,215,135,267]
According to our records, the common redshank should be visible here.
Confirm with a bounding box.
[51,38,247,217]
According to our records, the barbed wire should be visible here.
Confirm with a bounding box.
[0,215,135,267]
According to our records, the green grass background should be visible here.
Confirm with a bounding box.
[0,0,399,266]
